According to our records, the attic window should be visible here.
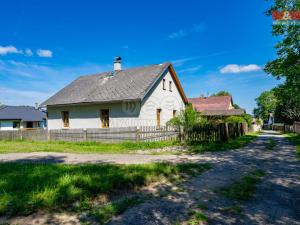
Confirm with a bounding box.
[163,79,166,90]
[169,81,172,92]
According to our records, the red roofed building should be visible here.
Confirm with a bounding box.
[188,96,245,116]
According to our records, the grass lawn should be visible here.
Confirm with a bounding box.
[188,132,259,154]
[0,162,211,218]
[0,140,179,154]
[284,133,300,158]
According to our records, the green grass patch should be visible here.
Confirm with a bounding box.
[218,170,264,201]
[188,132,259,154]
[266,138,277,150]
[88,196,144,224]
[0,162,210,217]
[220,205,242,214]
[284,133,300,158]
[187,210,208,224]
[0,140,179,154]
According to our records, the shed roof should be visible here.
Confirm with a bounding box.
[0,106,46,122]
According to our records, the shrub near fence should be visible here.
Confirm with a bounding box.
[184,122,248,143]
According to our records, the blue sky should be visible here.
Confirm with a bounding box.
[0,0,282,113]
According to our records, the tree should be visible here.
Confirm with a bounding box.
[167,105,208,130]
[233,104,241,109]
[210,91,231,97]
[264,0,300,123]
[253,90,277,122]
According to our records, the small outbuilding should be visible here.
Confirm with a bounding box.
[0,105,46,130]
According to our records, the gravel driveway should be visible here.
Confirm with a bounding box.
[108,131,300,225]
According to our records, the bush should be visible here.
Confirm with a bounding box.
[167,106,209,130]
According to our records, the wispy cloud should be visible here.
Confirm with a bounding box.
[220,64,261,74]
[178,65,202,74]
[168,24,204,40]
[36,49,53,58]
[0,45,22,55]
[0,59,111,105]
[0,45,53,58]
[25,48,33,56]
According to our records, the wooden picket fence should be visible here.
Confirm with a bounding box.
[0,126,179,143]
[0,123,248,143]
[270,122,300,134]
[184,122,248,143]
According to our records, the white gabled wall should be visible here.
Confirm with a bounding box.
[139,70,185,126]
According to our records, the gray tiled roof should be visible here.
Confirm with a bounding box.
[42,63,170,106]
[0,106,46,121]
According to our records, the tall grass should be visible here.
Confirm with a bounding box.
[0,162,210,217]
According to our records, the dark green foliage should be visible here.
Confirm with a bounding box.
[210,91,231,97]
[253,90,277,122]
[264,0,300,123]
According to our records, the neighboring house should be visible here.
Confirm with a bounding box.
[188,96,245,116]
[0,105,47,130]
[41,58,187,129]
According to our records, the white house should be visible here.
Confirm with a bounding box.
[0,106,46,130]
[41,57,188,130]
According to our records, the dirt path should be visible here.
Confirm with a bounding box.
[108,131,300,225]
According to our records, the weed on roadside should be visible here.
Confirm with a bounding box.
[218,170,265,201]
[266,138,277,150]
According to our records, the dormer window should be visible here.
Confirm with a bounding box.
[163,79,166,90]
[169,81,172,91]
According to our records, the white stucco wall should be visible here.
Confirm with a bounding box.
[47,69,186,129]
[47,102,142,129]
[139,70,185,126]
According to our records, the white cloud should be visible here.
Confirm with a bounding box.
[36,49,53,58]
[25,48,33,56]
[168,24,204,40]
[178,65,202,74]
[168,29,188,39]
[220,64,261,74]
[0,45,22,55]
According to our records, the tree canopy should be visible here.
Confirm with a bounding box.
[253,90,277,122]
[263,0,300,123]
[210,91,231,97]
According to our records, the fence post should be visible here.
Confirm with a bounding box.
[20,130,23,141]
[225,123,229,141]
[136,128,140,142]
[47,130,50,141]
[83,129,87,141]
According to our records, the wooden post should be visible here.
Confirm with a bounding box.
[136,128,140,142]
[47,130,51,141]
[225,123,229,141]
[83,129,87,141]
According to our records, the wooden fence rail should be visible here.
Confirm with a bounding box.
[270,122,300,134]
[0,123,248,143]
